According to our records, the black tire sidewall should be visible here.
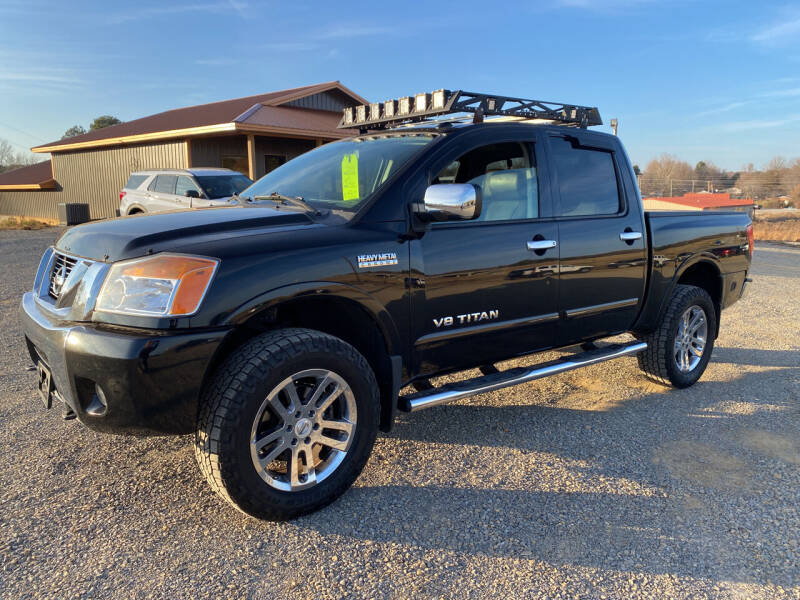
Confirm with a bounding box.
[663,290,716,388]
[221,339,378,518]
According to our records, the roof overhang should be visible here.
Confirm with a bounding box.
[31,123,238,153]
[31,121,353,153]
[0,179,57,191]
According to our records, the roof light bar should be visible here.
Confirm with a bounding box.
[414,93,429,113]
[338,90,602,130]
[398,96,411,116]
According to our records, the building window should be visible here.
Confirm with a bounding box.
[265,155,286,174]
[222,155,249,176]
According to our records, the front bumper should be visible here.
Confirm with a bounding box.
[20,291,230,435]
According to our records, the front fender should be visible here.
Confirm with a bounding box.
[224,280,402,357]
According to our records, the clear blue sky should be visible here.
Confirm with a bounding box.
[1,0,798,171]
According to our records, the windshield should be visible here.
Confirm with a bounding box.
[242,134,438,216]
[196,174,253,199]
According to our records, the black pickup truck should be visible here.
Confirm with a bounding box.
[20,91,753,520]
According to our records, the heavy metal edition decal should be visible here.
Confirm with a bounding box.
[434,310,499,328]
[357,252,398,268]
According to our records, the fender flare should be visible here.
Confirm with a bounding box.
[224,280,402,357]
[657,253,722,331]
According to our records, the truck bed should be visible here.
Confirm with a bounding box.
[633,210,752,333]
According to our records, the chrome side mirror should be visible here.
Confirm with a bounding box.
[420,184,481,221]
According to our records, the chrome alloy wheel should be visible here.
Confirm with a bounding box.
[674,305,707,372]
[249,369,357,492]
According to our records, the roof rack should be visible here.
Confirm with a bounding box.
[338,89,602,131]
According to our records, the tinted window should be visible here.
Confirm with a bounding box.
[265,155,286,174]
[125,174,147,190]
[195,174,253,198]
[243,134,437,216]
[550,137,620,216]
[151,175,177,194]
[175,176,200,197]
[222,156,248,176]
[434,142,539,221]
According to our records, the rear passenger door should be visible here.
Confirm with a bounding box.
[146,175,186,212]
[545,134,647,346]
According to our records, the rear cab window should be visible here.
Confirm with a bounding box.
[549,136,621,217]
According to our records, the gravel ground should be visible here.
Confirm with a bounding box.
[0,229,798,600]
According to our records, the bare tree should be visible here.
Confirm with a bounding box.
[0,137,43,173]
[0,139,14,168]
[641,153,694,196]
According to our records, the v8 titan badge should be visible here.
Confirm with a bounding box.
[357,252,398,269]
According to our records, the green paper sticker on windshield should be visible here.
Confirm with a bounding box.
[341,152,359,202]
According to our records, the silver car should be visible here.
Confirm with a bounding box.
[119,168,253,215]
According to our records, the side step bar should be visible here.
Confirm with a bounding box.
[399,341,647,413]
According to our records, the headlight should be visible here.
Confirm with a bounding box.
[95,254,219,317]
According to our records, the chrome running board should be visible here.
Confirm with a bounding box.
[399,341,647,412]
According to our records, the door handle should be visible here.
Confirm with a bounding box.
[619,231,642,242]
[527,239,558,251]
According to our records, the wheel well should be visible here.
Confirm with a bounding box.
[676,261,722,336]
[205,296,397,431]
[128,208,143,215]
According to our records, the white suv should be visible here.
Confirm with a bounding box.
[119,168,253,216]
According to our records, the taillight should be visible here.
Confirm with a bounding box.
[746,223,754,259]
[119,190,126,201]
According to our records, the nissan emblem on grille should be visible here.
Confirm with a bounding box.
[48,253,79,299]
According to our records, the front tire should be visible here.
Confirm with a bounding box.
[195,328,379,520]
[637,284,716,388]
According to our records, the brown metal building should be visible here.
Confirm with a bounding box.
[0,81,365,220]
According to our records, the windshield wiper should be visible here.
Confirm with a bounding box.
[252,192,320,215]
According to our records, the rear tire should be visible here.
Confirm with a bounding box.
[637,284,716,388]
[195,328,379,520]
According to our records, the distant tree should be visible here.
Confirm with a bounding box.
[693,160,729,191]
[0,137,41,173]
[791,184,800,208]
[62,125,87,139]
[89,115,122,130]
[0,139,13,168]
[642,153,694,196]
[736,156,795,199]
[632,164,641,177]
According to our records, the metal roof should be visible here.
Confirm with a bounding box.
[0,160,56,190]
[32,81,367,153]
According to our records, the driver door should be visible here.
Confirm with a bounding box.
[410,135,560,376]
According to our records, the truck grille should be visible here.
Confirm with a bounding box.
[48,252,79,299]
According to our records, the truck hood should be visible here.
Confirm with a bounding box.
[56,206,314,262]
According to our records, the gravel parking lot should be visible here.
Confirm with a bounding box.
[1,229,798,600]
